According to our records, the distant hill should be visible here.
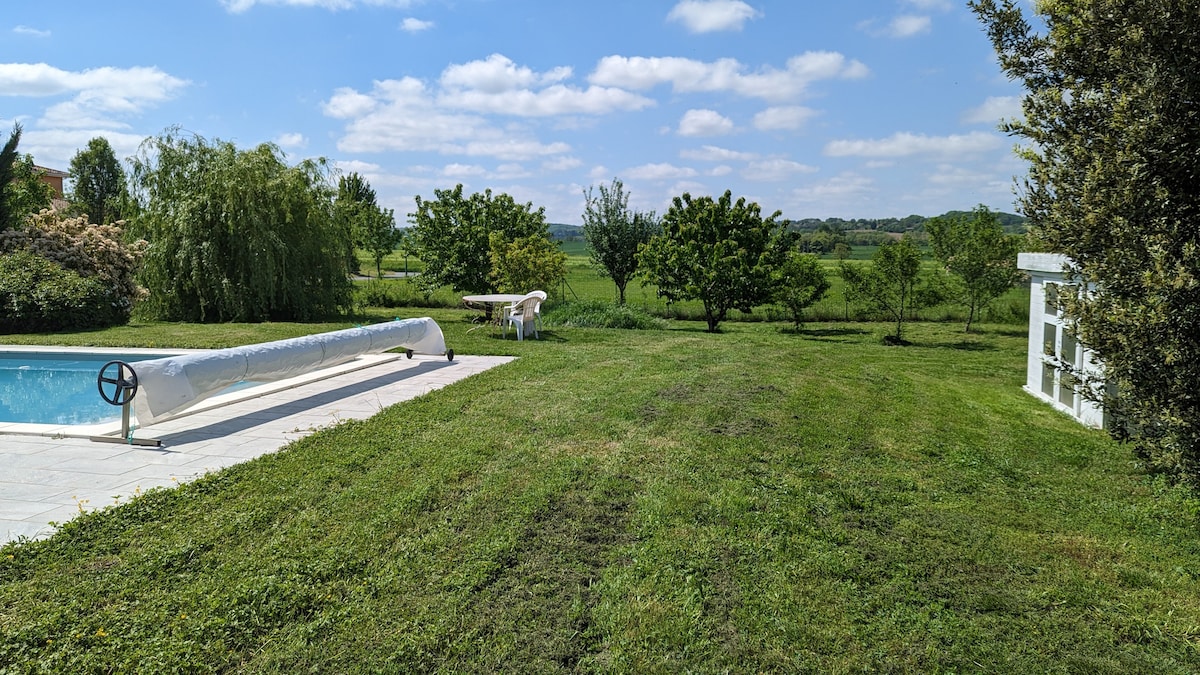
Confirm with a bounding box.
[550,210,1027,242]
[548,223,584,241]
[786,210,1027,235]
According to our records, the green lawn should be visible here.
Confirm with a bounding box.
[2,312,1199,672]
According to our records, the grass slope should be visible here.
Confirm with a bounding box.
[2,316,1199,672]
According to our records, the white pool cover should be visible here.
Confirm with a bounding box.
[130,317,447,425]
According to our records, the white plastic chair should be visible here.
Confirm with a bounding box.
[502,293,542,341]
[529,290,547,332]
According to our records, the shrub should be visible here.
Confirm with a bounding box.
[1,209,146,310]
[353,279,463,310]
[542,300,668,330]
[0,250,123,332]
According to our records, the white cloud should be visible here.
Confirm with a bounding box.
[753,105,817,131]
[221,0,416,13]
[904,0,952,10]
[274,132,307,148]
[887,15,931,37]
[859,14,932,38]
[440,84,653,117]
[0,62,188,134]
[333,159,384,175]
[328,55,651,166]
[962,95,1022,125]
[441,54,570,93]
[824,131,1002,158]
[401,17,433,32]
[543,156,582,172]
[742,158,818,181]
[323,77,571,159]
[13,26,51,38]
[790,172,875,202]
[442,163,486,178]
[435,54,653,116]
[19,128,146,172]
[666,0,762,33]
[459,138,571,160]
[926,164,992,186]
[0,63,187,102]
[590,52,868,102]
[322,87,379,118]
[625,163,698,181]
[708,165,733,177]
[678,109,734,137]
[492,163,532,180]
[680,145,758,162]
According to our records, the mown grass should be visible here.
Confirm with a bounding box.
[2,313,1199,672]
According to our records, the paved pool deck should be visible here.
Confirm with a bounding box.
[0,353,513,545]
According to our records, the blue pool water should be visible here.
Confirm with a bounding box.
[0,351,182,425]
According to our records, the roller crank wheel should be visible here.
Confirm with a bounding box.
[97,360,139,406]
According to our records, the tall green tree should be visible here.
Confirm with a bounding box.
[840,236,932,344]
[129,130,351,322]
[973,0,1200,482]
[581,178,658,304]
[68,136,129,225]
[1,124,55,231]
[926,205,1021,332]
[5,156,54,226]
[409,184,549,295]
[638,190,782,333]
[335,172,400,278]
[0,124,21,232]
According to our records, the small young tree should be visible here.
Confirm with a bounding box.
[359,206,401,279]
[68,136,129,225]
[773,249,830,332]
[833,242,853,320]
[409,184,549,296]
[840,236,932,344]
[488,232,567,295]
[581,178,658,304]
[638,190,782,333]
[926,205,1021,332]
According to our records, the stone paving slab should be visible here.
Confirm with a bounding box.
[0,354,513,545]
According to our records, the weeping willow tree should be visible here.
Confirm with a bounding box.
[129,130,352,322]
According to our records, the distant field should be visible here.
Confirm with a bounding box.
[356,240,1030,326]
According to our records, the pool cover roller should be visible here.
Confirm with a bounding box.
[131,317,447,425]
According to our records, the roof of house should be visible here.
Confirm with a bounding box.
[33,165,69,178]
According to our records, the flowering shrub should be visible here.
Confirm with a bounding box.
[0,251,123,332]
[0,209,146,331]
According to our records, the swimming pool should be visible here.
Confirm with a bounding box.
[0,345,408,435]
[0,349,188,425]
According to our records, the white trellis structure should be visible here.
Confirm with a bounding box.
[1017,253,1107,428]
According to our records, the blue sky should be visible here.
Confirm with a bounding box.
[1,0,1026,224]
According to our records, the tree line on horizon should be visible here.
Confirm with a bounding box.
[547,209,1027,242]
